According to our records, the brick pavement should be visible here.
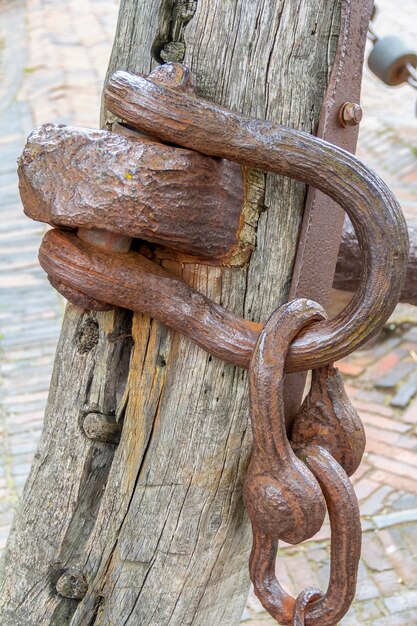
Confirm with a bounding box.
[0,0,119,548]
[0,0,416,624]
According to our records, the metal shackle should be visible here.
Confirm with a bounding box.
[84,71,411,370]
[32,68,409,372]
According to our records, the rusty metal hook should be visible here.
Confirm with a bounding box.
[293,589,323,626]
[34,67,408,372]
[102,69,408,371]
[243,300,328,546]
[248,445,362,626]
[245,300,362,626]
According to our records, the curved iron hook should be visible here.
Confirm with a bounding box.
[249,446,361,626]
[103,69,409,371]
[244,301,361,626]
[38,68,408,372]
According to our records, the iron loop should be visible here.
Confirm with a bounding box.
[104,70,409,370]
[244,301,362,626]
[293,589,323,626]
[249,446,361,626]
[37,68,409,372]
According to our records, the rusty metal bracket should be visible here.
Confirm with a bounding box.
[29,66,408,372]
[290,0,375,309]
[285,0,376,421]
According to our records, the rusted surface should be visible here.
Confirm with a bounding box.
[39,195,408,372]
[13,4,406,624]
[47,275,112,312]
[103,69,408,370]
[335,218,417,306]
[18,123,244,263]
[339,102,363,128]
[293,589,323,626]
[39,229,261,369]
[291,365,366,477]
[284,0,374,423]
[244,300,362,626]
[243,300,327,546]
[18,31,407,626]
[290,0,374,310]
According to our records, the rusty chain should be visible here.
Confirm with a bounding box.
[245,299,363,625]
[18,60,409,625]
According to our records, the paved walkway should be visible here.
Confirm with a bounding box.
[0,0,416,624]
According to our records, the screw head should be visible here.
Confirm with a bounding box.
[339,102,363,127]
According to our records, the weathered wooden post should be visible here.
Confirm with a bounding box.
[0,1,377,624]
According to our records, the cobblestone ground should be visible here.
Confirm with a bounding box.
[0,1,416,625]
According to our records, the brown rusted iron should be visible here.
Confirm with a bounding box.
[101,69,408,370]
[68,65,208,309]
[38,192,405,373]
[243,300,328,546]
[19,49,407,626]
[248,447,361,626]
[293,589,323,626]
[28,63,409,369]
[285,0,375,424]
[338,102,363,128]
[18,123,243,264]
[244,300,362,625]
[20,63,408,368]
[290,0,374,310]
[291,365,366,477]
[48,274,113,312]
[335,217,417,307]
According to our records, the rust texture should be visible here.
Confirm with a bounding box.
[284,0,374,424]
[102,69,409,371]
[245,300,362,626]
[335,218,417,306]
[243,300,328,547]
[20,65,409,370]
[19,55,409,626]
[18,124,243,263]
[290,0,374,309]
[291,365,366,477]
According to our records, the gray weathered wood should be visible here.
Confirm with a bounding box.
[0,1,341,624]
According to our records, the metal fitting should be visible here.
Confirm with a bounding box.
[339,102,363,127]
[82,412,122,444]
[56,568,88,600]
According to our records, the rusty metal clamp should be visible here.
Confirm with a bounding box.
[245,299,363,625]
[25,67,409,373]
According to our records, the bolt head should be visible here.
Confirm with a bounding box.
[56,569,88,600]
[339,102,363,127]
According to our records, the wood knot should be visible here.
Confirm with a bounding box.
[56,568,88,600]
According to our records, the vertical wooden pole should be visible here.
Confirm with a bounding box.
[0,1,341,624]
